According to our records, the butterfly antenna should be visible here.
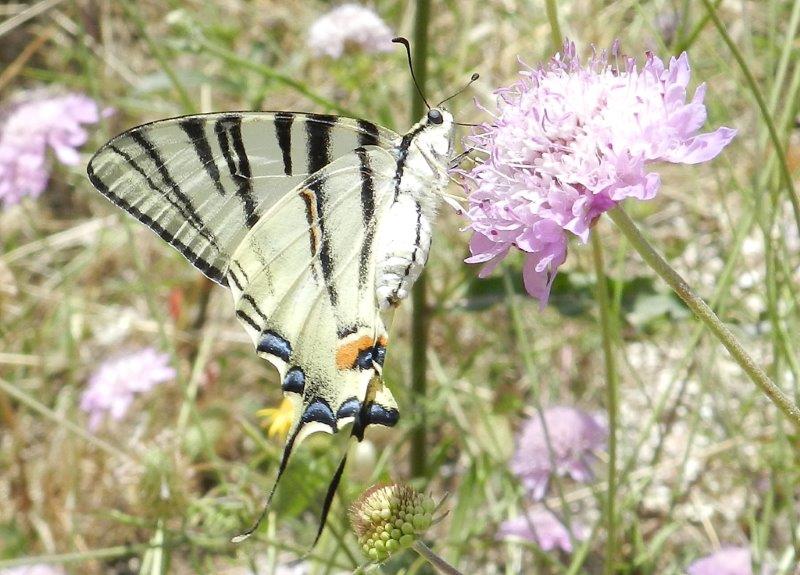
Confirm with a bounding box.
[392,37,430,110]
[231,429,300,543]
[437,73,480,107]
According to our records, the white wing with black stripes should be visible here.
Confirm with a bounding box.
[87,112,396,285]
[87,105,457,542]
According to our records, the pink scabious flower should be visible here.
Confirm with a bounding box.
[687,547,753,575]
[511,406,606,500]
[498,509,588,553]
[80,348,176,430]
[307,4,393,59]
[0,92,102,207]
[457,41,736,305]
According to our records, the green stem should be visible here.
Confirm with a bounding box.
[411,541,463,575]
[544,0,563,50]
[608,206,800,428]
[409,0,431,480]
[590,232,618,575]
[698,0,800,237]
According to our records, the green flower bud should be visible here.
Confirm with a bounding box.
[349,483,436,563]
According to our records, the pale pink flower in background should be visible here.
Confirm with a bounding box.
[0,92,102,207]
[510,406,606,500]
[80,348,175,430]
[687,547,753,575]
[0,565,65,575]
[498,509,587,553]
[456,41,736,305]
[307,4,393,59]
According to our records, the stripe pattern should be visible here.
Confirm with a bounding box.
[87,111,395,286]
[87,106,453,543]
[219,143,400,434]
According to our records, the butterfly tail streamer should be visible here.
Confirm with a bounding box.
[310,451,350,549]
[231,428,300,543]
[309,362,390,548]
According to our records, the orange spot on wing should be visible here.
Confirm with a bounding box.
[336,335,374,371]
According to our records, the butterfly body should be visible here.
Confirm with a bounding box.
[87,107,454,483]
[376,108,453,308]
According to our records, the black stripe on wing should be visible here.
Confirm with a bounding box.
[355,147,376,291]
[305,114,339,308]
[87,163,228,286]
[123,130,221,250]
[214,114,260,228]
[178,117,227,197]
[274,112,294,176]
[356,119,381,147]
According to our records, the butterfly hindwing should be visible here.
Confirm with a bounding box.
[228,146,400,447]
[87,112,397,284]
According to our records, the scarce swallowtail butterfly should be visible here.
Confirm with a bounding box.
[86,38,477,543]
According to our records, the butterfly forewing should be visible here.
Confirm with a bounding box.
[87,112,397,284]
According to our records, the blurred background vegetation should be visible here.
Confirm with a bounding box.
[1,1,800,573]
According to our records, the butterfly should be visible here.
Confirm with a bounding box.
[87,38,476,542]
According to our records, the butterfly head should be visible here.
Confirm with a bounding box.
[411,107,455,161]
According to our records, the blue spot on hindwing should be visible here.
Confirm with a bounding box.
[302,398,336,428]
[336,397,361,420]
[282,367,305,394]
[366,403,399,427]
[257,330,292,362]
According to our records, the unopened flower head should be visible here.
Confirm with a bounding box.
[349,483,435,562]
[457,41,736,304]
[80,348,175,430]
[687,547,753,575]
[511,406,606,500]
[0,92,102,207]
[308,4,393,59]
[498,509,588,554]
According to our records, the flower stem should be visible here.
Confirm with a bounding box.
[608,206,800,428]
[409,0,431,479]
[544,0,563,50]
[590,231,619,575]
[411,541,463,575]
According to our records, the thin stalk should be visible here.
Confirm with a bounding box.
[409,0,431,479]
[608,206,800,428]
[411,541,463,575]
[502,271,576,539]
[544,0,563,50]
[698,0,800,237]
[590,232,618,575]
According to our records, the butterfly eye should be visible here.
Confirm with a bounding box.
[427,109,443,125]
